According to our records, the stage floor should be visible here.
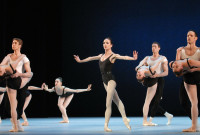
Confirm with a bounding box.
[0,117,199,135]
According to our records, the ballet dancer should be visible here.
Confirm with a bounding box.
[175,30,200,132]
[136,42,173,126]
[43,77,92,123]
[0,38,33,132]
[74,37,138,132]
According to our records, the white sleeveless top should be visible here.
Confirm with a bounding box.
[181,48,200,61]
[6,55,29,73]
[146,55,167,74]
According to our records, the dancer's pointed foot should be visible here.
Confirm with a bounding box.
[166,114,173,125]
[123,117,131,130]
[182,127,196,132]
[22,121,29,126]
[104,123,112,132]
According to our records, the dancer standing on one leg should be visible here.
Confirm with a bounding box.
[175,30,200,132]
[136,42,173,126]
[74,37,138,132]
[0,38,33,132]
[42,77,92,123]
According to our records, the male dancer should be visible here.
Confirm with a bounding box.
[136,42,173,126]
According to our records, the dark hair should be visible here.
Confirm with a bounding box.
[173,70,183,77]
[56,77,63,82]
[13,38,23,46]
[152,41,160,48]
[188,30,198,37]
[105,37,113,45]
[137,78,144,83]
[169,61,175,69]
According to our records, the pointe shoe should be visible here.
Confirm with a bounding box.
[22,121,29,126]
[123,117,131,130]
[104,126,112,132]
[17,120,24,132]
[166,114,173,125]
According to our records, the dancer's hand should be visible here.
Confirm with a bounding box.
[73,55,81,63]
[11,70,20,78]
[150,73,158,78]
[133,50,138,60]
[87,84,92,91]
[42,83,48,90]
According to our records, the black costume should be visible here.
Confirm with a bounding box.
[99,54,115,85]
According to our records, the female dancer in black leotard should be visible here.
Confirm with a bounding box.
[74,37,138,132]
[43,77,92,123]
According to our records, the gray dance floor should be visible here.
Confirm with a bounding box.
[0,117,199,135]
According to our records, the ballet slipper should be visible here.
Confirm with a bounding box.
[9,123,18,132]
[166,114,173,125]
[143,121,157,126]
[182,127,196,132]
[104,123,112,132]
[123,117,131,130]
[22,121,29,126]
[17,120,24,132]
[59,120,69,123]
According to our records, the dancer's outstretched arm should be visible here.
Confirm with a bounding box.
[63,84,92,93]
[42,83,55,92]
[135,56,148,71]
[111,50,138,63]
[28,86,44,90]
[74,54,102,63]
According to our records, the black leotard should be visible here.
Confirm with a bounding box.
[4,64,21,90]
[54,87,74,98]
[99,54,115,85]
[183,58,200,85]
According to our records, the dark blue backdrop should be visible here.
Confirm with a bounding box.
[1,0,200,118]
[61,0,200,117]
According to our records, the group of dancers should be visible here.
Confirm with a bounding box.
[0,30,199,132]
